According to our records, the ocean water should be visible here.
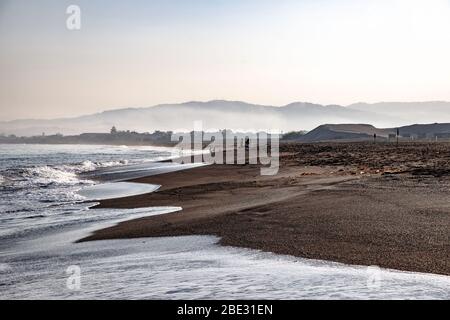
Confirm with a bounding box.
[0,144,176,240]
[0,144,449,300]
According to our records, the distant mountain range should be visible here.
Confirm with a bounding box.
[1,100,450,136]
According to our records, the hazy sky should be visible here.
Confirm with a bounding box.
[1,0,450,120]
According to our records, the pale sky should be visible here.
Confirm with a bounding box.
[1,0,450,120]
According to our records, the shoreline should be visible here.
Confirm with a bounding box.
[81,142,450,276]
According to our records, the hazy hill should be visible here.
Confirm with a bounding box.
[2,100,450,137]
[0,100,397,136]
[349,101,450,124]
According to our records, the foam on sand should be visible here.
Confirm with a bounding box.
[82,161,205,182]
[77,182,160,200]
[2,234,449,299]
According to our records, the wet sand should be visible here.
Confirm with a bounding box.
[81,142,450,276]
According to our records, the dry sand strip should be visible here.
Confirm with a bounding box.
[80,157,450,276]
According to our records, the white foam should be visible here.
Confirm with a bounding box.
[0,263,11,272]
[2,234,449,300]
[27,166,81,185]
[79,160,97,172]
[1,200,448,300]
[77,182,160,200]
[22,159,134,186]
[62,159,130,173]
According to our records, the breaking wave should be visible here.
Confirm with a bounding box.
[60,160,129,174]
[6,159,132,187]
[25,166,81,185]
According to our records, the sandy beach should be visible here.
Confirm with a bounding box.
[81,142,450,276]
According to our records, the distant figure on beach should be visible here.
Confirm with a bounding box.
[373,133,377,143]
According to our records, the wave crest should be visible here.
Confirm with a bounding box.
[3,159,131,187]
[26,166,81,185]
[64,160,130,173]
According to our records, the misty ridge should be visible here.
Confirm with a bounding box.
[2,100,450,137]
